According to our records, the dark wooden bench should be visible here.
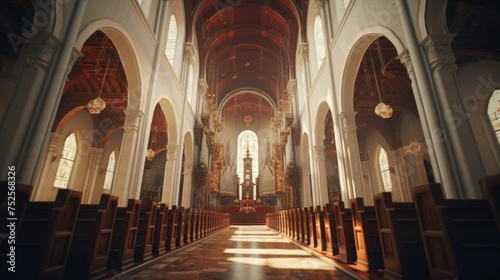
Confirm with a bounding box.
[373,192,429,280]
[107,199,141,272]
[152,203,169,256]
[65,194,118,280]
[333,201,356,263]
[175,206,185,248]
[350,197,384,271]
[166,205,179,251]
[134,201,158,263]
[16,189,81,279]
[306,207,317,248]
[483,174,500,233]
[315,205,327,251]
[324,203,339,255]
[0,182,32,278]
[412,183,500,279]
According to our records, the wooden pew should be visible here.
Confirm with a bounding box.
[1,182,32,278]
[324,204,339,255]
[373,192,429,280]
[295,208,303,242]
[107,199,141,272]
[193,208,200,240]
[333,201,357,263]
[65,194,118,280]
[16,189,82,279]
[315,206,327,251]
[152,203,169,256]
[412,183,500,279]
[483,174,500,233]
[134,201,158,263]
[166,205,179,251]
[306,207,317,248]
[302,208,311,246]
[351,197,384,272]
[175,206,186,248]
[184,207,193,244]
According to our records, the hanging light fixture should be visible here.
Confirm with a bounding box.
[370,50,393,119]
[87,56,110,115]
[146,127,157,161]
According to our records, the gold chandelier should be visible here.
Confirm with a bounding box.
[370,47,393,119]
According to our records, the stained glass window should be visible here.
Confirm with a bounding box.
[53,133,77,189]
[166,15,177,66]
[488,90,500,144]
[379,147,392,192]
[103,151,116,193]
[314,15,325,69]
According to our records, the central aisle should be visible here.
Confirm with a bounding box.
[122,225,358,280]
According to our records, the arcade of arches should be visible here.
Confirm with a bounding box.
[1,0,500,232]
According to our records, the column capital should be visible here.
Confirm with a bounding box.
[184,43,197,64]
[22,32,60,69]
[339,111,357,133]
[421,34,458,71]
[198,78,208,95]
[123,109,144,132]
[287,79,297,96]
[314,0,326,9]
[397,49,413,75]
[166,144,178,161]
[65,47,84,76]
[298,43,309,62]
[314,145,326,162]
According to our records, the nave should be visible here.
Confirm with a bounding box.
[119,225,357,280]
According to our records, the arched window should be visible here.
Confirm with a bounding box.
[103,151,116,193]
[378,147,392,192]
[237,130,259,200]
[54,133,77,189]
[314,15,326,69]
[186,64,194,103]
[488,89,500,144]
[165,15,177,66]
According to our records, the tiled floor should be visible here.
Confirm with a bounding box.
[119,225,359,280]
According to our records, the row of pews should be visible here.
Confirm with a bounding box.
[0,184,229,279]
[266,177,500,280]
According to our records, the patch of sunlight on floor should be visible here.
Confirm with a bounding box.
[224,248,310,256]
[229,237,289,243]
[227,257,336,270]
[233,231,277,235]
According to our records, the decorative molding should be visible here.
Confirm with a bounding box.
[298,43,309,62]
[123,109,144,132]
[23,32,60,69]
[339,111,357,134]
[315,145,326,162]
[65,47,84,76]
[198,78,208,95]
[167,144,178,161]
[184,43,197,64]
[421,34,458,70]
[397,49,413,75]
[314,0,326,9]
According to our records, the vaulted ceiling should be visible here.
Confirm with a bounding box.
[187,0,305,117]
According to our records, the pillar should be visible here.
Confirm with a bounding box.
[339,112,365,200]
[314,145,329,205]
[162,144,178,205]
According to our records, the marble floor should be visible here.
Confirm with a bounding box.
[118,225,359,280]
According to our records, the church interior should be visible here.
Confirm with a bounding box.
[1,0,500,279]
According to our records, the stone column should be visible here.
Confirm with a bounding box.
[113,109,144,206]
[339,112,365,200]
[421,35,485,198]
[162,144,178,205]
[33,132,62,200]
[314,145,329,205]
[0,0,88,184]
[301,168,312,207]
[182,160,193,207]
[83,148,103,204]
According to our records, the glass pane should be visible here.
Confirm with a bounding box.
[54,133,77,189]
[378,147,392,192]
[166,15,177,65]
[237,130,259,199]
[488,90,500,146]
[104,151,116,190]
[314,15,325,68]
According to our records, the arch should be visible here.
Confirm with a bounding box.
[219,88,278,114]
[314,101,333,147]
[420,0,448,38]
[76,20,143,111]
[340,27,405,113]
[237,130,259,200]
[156,98,178,145]
[53,132,77,189]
